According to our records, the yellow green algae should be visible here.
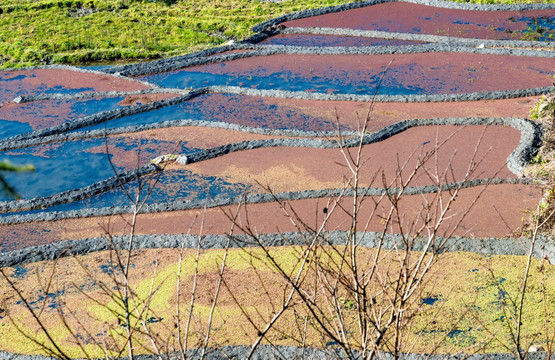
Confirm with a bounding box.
[1,247,555,357]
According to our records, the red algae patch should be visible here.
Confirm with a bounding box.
[86,128,297,170]
[283,3,555,41]
[297,96,541,132]
[172,93,348,132]
[117,126,296,148]
[0,221,67,253]
[365,97,541,130]
[0,93,177,134]
[0,97,129,132]
[185,125,520,192]
[185,52,554,95]
[0,183,540,249]
[83,183,544,238]
[179,94,540,133]
[0,68,150,104]
[0,100,85,130]
[20,69,150,92]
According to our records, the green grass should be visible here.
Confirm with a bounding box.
[0,0,553,69]
[0,0,352,68]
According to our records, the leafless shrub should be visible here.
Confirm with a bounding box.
[213,104,499,360]
[0,96,541,360]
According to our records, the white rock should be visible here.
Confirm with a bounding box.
[151,154,179,165]
[177,156,188,165]
[529,344,545,352]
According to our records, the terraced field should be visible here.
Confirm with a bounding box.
[1,0,555,358]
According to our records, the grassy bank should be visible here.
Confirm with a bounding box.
[0,0,352,69]
[0,0,553,69]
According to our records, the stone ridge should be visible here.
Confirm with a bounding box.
[105,43,555,77]
[11,88,188,104]
[210,84,555,103]
[1,345,549,359]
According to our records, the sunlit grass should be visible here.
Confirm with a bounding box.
[1,0,552,68]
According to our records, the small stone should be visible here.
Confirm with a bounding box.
[528,344,545,352]
[151,154,179,165]
[177,156,188,165]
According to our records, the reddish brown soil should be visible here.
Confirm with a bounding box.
[283,3,555,41]
[189,53,554,94]
[0,183,541,252]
